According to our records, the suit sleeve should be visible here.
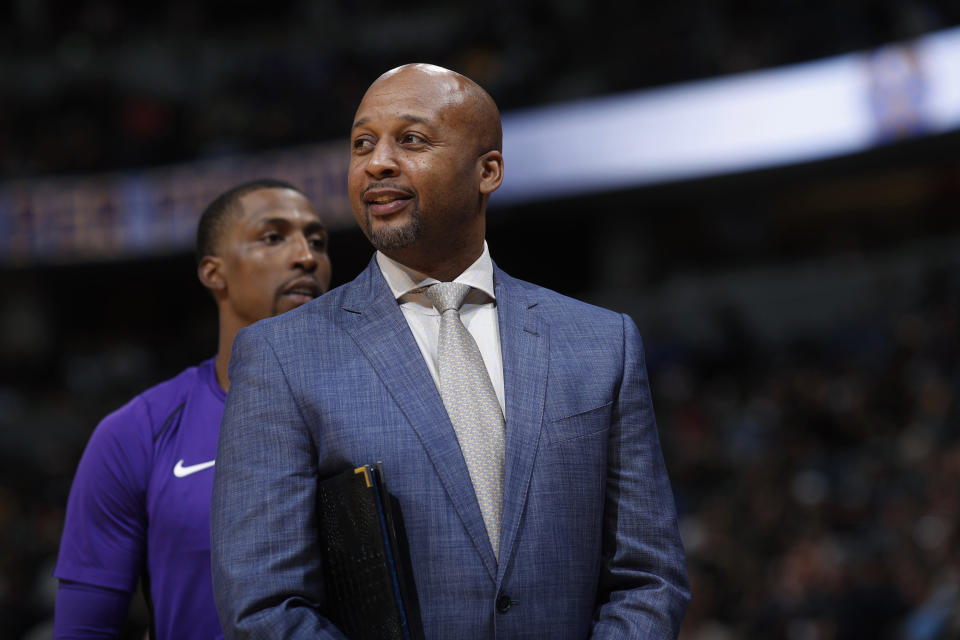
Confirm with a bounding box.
[590,314,690,639]
[210,325,348,640]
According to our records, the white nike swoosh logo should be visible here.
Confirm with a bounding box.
[173,459,216,478]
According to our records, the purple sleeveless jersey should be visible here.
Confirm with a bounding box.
[55,358,226,640]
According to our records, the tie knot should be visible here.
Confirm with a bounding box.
[424,281,471,313]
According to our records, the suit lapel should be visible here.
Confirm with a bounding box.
[493,267,548,582]
[340,258,499,579]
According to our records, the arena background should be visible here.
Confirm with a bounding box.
[2,2,960,639]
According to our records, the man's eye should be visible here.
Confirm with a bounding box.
[401,134,425,145]
[353,138,373,152]
[263,232,283,244]
[310,236,327,251]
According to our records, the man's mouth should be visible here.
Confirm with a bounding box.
[363,188,414,216]
[280,277,323,302]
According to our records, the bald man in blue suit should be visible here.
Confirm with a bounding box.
[211,64,689,639]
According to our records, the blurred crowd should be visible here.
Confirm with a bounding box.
[658,263,960,639]
[2,0,960,179]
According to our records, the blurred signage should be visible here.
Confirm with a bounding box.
[496,26,960,205]
[0,143,350,266]
[3,27,960,265]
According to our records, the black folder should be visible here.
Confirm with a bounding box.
[315,463,423,640]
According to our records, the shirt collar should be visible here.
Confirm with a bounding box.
[376,241,496,302]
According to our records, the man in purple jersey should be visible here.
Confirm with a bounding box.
[53,179,332,640]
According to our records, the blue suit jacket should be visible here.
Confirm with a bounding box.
[210,257,689,639]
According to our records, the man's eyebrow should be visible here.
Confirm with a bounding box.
[303,220,327,234]
[256,216,293,227]
[352,114,429,130]
[257,217,326,232]
[398,114,429,125]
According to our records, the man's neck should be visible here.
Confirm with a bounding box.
[214,350,230,393]
[214,315,244,392]
[381,243,485,283]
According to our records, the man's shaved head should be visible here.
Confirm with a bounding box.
[365,63,502,154]
[349,62,505,281]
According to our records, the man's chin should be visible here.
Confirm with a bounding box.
[369,224,421,252]
[273,294,315,316]
[366,210,421,252]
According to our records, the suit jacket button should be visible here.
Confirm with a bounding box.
[496,594,513,613]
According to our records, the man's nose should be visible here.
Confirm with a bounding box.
[365,140,400,179]
[290,234,318,272]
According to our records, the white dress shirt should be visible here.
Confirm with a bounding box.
[376,242,505,414]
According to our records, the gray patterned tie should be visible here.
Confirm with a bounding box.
[424,282,505,560]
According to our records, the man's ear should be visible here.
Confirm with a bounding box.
[478,150,504,195]
[197,256,226,292]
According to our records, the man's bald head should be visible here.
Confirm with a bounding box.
[363,63,502,155]
[349,62,505,280]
